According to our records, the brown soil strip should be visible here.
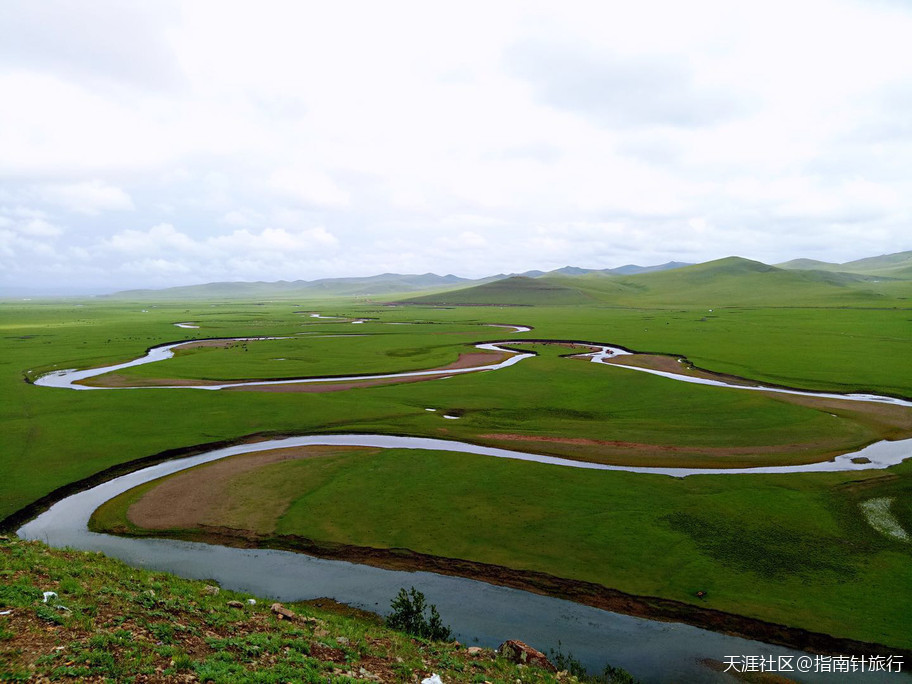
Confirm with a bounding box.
[0,432,299,533]
[478,433,827,456]
[601,353,760,387]
[761,394,912,439]
[176,339,237,349]
[116,523,912,661]
[80,374,217,387]
[474,433,864,469]
[82,350,509,391]
[224,373,455,393]
[437,350,510,370]
[590,351,912,441]
[127,447,367,530]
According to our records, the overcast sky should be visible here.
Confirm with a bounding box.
[2,0,911,293]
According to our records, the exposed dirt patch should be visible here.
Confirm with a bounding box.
[475,433,856,468]
[80,374,218,387]
[83,350,509,391]
[438,350,510,370]
[764,394,912,439]
[601,353,761,387]
[224,373,454,393]
[127,446,370,530]
[587,352,912,442]
[176,339,236,349]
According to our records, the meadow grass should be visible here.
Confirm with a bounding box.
[2,298,910,517]
[108,321,510,382]
[93,445,912,649]
[2,292,911,656]
[0,536,564,682]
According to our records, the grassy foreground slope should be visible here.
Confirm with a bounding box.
[0,537,563,682]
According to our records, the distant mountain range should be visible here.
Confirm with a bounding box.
[107,273,477,299]
[100,261,696,300]
[400,252,912,307]
[776,250,912,279]
[59,249,912,302]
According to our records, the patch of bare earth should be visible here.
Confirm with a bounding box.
[601,353,760,387]
[85,350,510,391]
[127,446,371,531]
[475,433,856,468]
[80,374,217,387]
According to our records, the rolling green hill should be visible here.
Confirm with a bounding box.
[400,275,598,306]
[778,251,912,279]
[407,257,912,307]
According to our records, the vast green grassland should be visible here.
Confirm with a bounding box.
[2,288,910,653]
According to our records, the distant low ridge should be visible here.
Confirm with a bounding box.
[777,250,912,279]
[88,250,912,302]
[401,255,912,307]
[106,273,476,300]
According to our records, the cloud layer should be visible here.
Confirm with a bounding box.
[2,0,911,292]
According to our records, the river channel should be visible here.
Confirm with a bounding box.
[22,331,912,681]
[19,434,910,683]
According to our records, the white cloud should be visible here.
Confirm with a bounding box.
[19,218,64,237]
[266,168,350,208]
[41,180,134,215]
[2,0,912,290]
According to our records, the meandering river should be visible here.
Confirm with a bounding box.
[19,436,908,682]
[22,327,912,681]
[34,334,912,476]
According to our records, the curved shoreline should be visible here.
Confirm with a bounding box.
[34,337,535,391]
[12,429,912,664]
[95,522,912,660]
[33,332,912,408]
[0,432,300,533]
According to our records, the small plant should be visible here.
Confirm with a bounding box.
[549,641,640,683]
[550,641,587,678]
[385,587,452,641]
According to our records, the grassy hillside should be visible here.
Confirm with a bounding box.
[778,250,912,279]
[402,276,597,306]
[0,537,567,682]
[398,257,912,307]
[534,257,911,306]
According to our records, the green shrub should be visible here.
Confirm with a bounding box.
[385,587,451,641]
